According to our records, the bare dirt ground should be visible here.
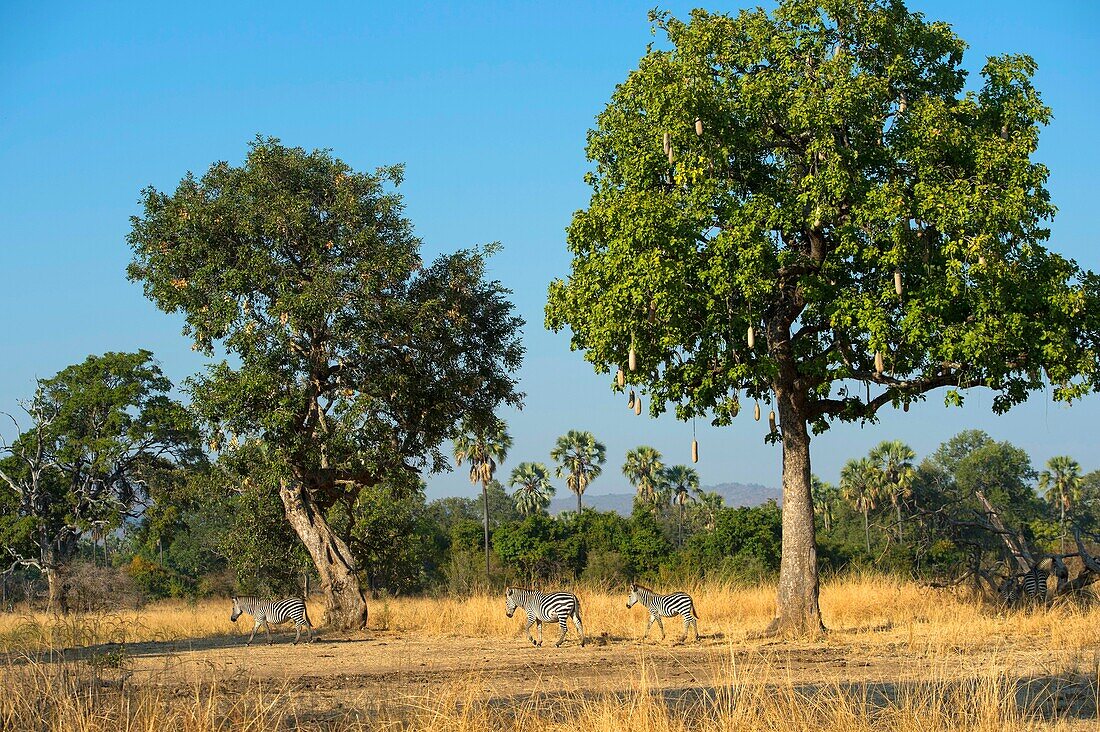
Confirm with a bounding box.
[95,627,1098,725]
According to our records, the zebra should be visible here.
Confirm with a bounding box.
[997,565,1050,606]
[626,583,700,642]
[504,586,585,647]
[230,595,313,645]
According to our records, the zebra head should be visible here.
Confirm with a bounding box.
[626,583,639,609]
[505,587,518,617]
[230,596,242,622]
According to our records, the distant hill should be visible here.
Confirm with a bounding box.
[547,481,780,517]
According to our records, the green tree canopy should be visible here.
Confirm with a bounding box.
[840,456,881,553]
[663,464,700,546]
[545,0,1100,636]
[508,462,555,516]
[453,416,513,584]
[1038,455,1081,551]
[0,351,200,611]
[869,440,916,541]
[623,446,665,508]
[550,430,607,513]
[127,137,523,629]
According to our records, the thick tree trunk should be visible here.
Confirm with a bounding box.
[764,389,824,638]
[280,479,368,631]
[40,531,68,614]
[46,565,68,615]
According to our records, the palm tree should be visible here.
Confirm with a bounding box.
[663,465,700,546]
[509,462,555,516]
[840,457,880,553]
[623,446,665,511]
[811,474,838,533]
[550,430,607,514]
[453,417,512,583]
[693,489,724,531]
[869,440,916,542]
[1039,455,1083,553]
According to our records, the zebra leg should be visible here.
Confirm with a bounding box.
[247,620,260,646]
[526,617,537,646]
[294,623,301,645]
[554,618,568,647]
[537,620,544,647]
[643,614,654,640]
[574,613,585,647]
[264,620,273,645]
[655,615,666,640]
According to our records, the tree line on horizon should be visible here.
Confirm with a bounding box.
[2,350,1096,612]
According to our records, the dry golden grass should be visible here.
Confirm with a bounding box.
[1,649,1090,731]
[1,575,1097,730]
[0,598,326,652]
[378,573,1100,653]
[3,574,1099,654]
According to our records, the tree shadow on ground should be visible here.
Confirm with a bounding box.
[0,630,360,665]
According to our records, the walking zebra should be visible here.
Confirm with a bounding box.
[230,596,313,645]
[504,587,585,647]
[626,583,699,642]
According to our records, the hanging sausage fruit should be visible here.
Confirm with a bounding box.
[754,402,761,421]
[634,396,642,416]
[627,390,636,410]
[691,439,699,463]
[875,351,884,375]
[616,367,625,388]
[894,270,903,296]
[747,326,755,349]
[628,342,637,372]
[768,409,777,433]
[695,118,703,136]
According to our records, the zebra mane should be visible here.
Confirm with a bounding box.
[507,586,538,592]
[631,583,654,592]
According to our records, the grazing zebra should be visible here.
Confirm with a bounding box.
[626,583,700,642]
[230,595,313,645]
[504,587,585,647]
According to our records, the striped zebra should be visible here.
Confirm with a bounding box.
[626,583,700,642]
[998,566,1049,606]
[504,586,585,647]
[230,595,313,645]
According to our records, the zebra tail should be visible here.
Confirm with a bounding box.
[692,601,700,620]
[303,601,313,628]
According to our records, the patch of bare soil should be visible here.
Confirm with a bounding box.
[112,627,1096,724]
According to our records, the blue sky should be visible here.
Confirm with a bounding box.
[2,1,1098,501]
